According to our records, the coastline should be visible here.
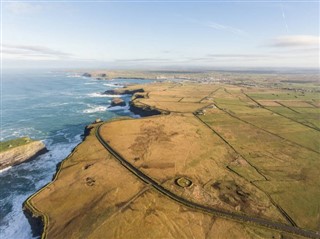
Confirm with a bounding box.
[23,123,101,239]
[0,73,154,239]
[23,86,161,238]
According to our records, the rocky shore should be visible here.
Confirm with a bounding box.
[0,138,47,171]
[22,86,165,238]
[129,102,163,116]
[104,87,166,116]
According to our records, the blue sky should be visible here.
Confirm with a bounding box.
[1,0,319,69]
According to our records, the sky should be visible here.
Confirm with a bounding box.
[1,0,319,69]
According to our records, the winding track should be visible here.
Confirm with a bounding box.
[96,122,320,239]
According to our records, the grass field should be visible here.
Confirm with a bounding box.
[27,81,319,238]
[0,137,34,153]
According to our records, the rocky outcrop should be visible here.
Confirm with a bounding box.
[82,73,92,77]
[103,88,144,96]
[132,93,146,99]
[0,141,47,170]
[110,98,126,107]
[23,208,43,238]
[129,102,164,117]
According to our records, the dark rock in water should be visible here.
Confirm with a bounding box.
[103,88,144,95]
[82,73,92,77]
[110,98,126,107]
[97,73,107,77]
[103,90,117,95]
[96,78,102,80]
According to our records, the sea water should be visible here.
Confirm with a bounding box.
[0,69,151,239]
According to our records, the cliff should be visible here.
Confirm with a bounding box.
[103,88,144,95]
[0,138,47,170]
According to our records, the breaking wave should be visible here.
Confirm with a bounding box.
[83,105,108,113]
[103,83,123,88]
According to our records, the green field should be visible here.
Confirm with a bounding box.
[0,137,34,153]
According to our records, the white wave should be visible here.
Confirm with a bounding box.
[87,92,128,98]
[0,166,12,174]
[48,102,69,107]
[66,74,82,78]
[107,105,130,111]
[1,127,44,141]
[103,94,128,97]
[0,194,34,239]
[65,72,91,79]
[84,82,97,85]
[29,102,69,108]
[87,93,110,98]
[103,83,123,88]
[17,119,32,123]
[73,134,82,142]
[83,105,108,113]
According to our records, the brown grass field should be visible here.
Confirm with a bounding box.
[26,81,319,238]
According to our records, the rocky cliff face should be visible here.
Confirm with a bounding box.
[110,98,126,107]
[0,141,47,170]
[103,88,144,95]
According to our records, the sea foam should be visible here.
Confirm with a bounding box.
[103,83,124,88]
[83,105,108,113]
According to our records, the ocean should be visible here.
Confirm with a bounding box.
[0,69,151,239]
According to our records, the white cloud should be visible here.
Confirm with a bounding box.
[268,35,319,47]
[5,2,43,14]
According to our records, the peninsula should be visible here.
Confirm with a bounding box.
[0,137,47,171]
[24,81,320,239]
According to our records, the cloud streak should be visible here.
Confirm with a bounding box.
[2,44,73,60]
[115,58,171,63]
[268,35,319,47]
[186,18,245,36]
[206,22,245,35]
[188,54,275,63]
[111,50,317,66]
[280,2,289,33]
